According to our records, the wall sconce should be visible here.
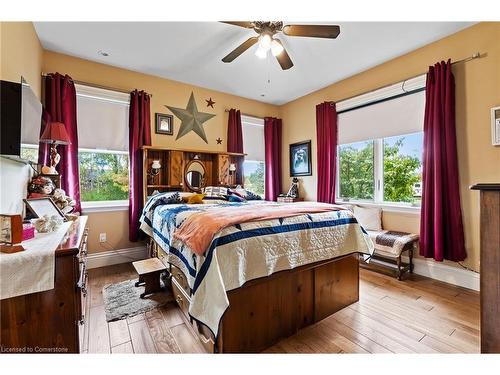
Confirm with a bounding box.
[229,163,236,175]
[148,160,161,184]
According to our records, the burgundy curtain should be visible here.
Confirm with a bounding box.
[264,117,282,201]
[420,60,466,262]
[39,73,81,212]
[129,90,152,242]
[227,109,243,153]
[316,102,338,204]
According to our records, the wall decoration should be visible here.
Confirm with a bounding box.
[289,140,312,177]
[216,137,223,144]
[491,106,500,146]
[166,92,215,143]
[206,97,216,108]
[155,113,173,135]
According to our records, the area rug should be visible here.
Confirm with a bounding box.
[102,278,173,322]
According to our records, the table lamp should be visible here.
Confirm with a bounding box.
[39,121,71,175]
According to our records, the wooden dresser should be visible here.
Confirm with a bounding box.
[471,184,500,353]
[0,216,89,353]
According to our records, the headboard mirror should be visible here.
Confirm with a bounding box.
[184,159,206,192]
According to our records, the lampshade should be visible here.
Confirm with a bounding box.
[229,163,237,172]
[151,160,161,169]
[40,122,71,145]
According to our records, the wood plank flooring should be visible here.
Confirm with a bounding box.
[86,263,479,354]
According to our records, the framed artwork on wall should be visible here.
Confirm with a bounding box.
[155,113,174,135]
[289,140,312,177]
[491,106,500,146]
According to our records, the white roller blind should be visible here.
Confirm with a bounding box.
[76,84,130,151]
[338,75,426,144]
[242,115,265,161]
[21,82,43,145]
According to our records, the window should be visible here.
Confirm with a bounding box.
[241,115,265,196]
[336,76,425,207]
[20,84,130,208]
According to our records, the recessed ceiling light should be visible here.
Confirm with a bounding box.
[98,50,109,57]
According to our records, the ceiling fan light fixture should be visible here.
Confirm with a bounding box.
[258,34,272,51]
[271,39,284,56]
[255,45,268,59]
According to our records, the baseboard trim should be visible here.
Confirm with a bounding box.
[87,246,148,269]
[402,255,480,291]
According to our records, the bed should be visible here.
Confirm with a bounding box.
[140,196,373,353]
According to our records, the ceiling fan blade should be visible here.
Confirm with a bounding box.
[282,24,340,39]
[275,43,294,70]
[221,21,255,29]
[222,37,259,63]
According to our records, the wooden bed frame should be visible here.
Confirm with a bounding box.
[154,242,359,353]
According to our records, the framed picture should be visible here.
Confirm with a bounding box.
[289,140,312,177]
[24,197,65,220]
[491,106,500,146]
[155,113,173,135]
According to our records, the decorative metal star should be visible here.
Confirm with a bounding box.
[206,97,215,108]
[216,137,222,144]
[166,92,216,143]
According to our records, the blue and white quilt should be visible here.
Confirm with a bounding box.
[139,194,374,337]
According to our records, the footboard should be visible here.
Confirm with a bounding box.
[163,246,359,353]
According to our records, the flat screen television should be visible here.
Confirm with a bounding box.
[0,77,42,157]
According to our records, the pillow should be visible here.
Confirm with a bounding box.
[148,192,182,212]
[245,190,262,201]
[203,186,228,198]
[353,206,382,231]
[230,187,262,201]
[227,194,245,203]
[184,193,205,204]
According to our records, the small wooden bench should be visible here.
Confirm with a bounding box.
[360,230,419,280]
[132,258,167,298]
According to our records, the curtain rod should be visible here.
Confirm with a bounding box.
[41,73,152,97]
[330,52,484,105]
[224,109,264,119]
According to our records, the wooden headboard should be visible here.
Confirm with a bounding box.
[141,146,245,203]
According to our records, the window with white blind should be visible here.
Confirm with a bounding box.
[336,75,426,208]
[20,84,130,208]
[241,115,265,196]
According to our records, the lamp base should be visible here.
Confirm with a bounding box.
[49,143,61,175]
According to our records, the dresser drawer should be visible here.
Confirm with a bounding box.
[171,265,190,296]
[171,277,190,319]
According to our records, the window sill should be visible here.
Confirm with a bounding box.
[337,200,421,215]
[81,200,129,213]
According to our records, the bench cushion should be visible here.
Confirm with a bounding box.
[367,230,419,258]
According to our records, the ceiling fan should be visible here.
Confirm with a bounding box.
[221,21,340,70]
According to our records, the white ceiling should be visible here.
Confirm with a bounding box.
[33,22,473,105]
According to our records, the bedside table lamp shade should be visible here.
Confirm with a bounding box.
[39,122,71,173]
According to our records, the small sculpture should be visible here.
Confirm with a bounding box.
[52,188,76,214]
[33,215,63,233]
[28,176,56,198]
[286,177,300,198]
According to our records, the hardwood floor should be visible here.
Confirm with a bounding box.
[86,263,479,354]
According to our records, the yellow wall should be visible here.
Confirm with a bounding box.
[0,22,43,98]
[280,22,500,271]
[43,50,280,253]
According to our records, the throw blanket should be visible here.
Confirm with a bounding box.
[173,202,344,255]
[139,200,373,337]
[368,230,419,257]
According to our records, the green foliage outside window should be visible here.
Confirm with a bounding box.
[244,161,265,197]
[339,141,374,200]
[339,136,422,204]
[78,151,129,202]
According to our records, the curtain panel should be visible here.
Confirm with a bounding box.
[129,90,152,242]
[316,101,338,204]
[227,108,243,153]
[39,73,81,212]
[264,117,282,201]
[420,60,466,262]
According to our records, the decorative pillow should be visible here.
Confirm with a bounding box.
[245,190,262,201]
[202,195,228,201]
[184,193,205,204]
[203,186,228,198]
[228,189,246,199]
[227,194,245,203]
[353,206,382,231]
[148,192,182,212]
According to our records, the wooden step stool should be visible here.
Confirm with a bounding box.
[132,258,167,298]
